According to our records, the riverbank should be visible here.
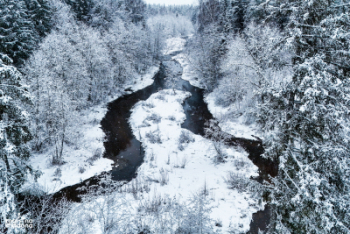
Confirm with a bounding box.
[58,89,263,234]
[23,65,160,194]
[129,89,263,233]
[173,49,263,141]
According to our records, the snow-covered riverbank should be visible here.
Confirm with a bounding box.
[23,65,160,194]
[59,89,263,234]
[129,89,263,232]
[205,92,262,141]
[172,41,262,141]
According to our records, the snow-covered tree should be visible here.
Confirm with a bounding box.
[64,0,94,22]
[187,24,225,91]
[0,0,38,65]
[147,14,194,38]
[257,1,350,233]
[78,25,112,104]
[0,54,38,224]
[25,0,157,157]
[124,0,146,25]
[180,190,213,234]
[89,0,125,30]
[24,30,85,155]
[196,0,221,33]
[230,0,249,32]
[24,0,53,37]
[103,17,154,84]
[89,0,147,30]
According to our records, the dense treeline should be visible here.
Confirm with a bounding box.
[190,0,350,233]
[64,0,148,26]
[0,0,52,65]
[146,4,196,18]
[0,0,53,226]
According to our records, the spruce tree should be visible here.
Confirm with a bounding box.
[245,0,268,24]
[0,54,38,222]
[231,0,248,32]
[24,0,53,37]
[124,0,147,25]
[64,0,94,22]
[257,0,350,233]
[0,0,38,65]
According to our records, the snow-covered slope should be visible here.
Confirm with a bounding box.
[173,53,205,89]
[124,65,160,92]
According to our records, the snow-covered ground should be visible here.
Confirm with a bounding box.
[205,92,262,141]
[163,36,205,89]
[24,65,160,194]
[39,37,263,233]
[173,53,205,89]
[24,105,112,194]
[163,37,186,55]
[124,65,160,92]
[59,90,263,234]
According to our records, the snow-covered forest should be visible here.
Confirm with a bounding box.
[0,0,349,233]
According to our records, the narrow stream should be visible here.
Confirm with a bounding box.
[20,52,276,234]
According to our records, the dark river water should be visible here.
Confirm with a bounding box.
[19,53,275,234]
[100,58,213,181]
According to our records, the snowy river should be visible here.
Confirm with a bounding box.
[22,52,275,233]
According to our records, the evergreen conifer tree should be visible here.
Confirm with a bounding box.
[64,0,94,22]
[24,0,53,37]
[0,0,38,65]
[231,0,248,32]
[0,54,39,222]
[257,0,350,233]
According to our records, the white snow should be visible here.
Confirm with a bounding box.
[124,65,160,92]
[128,90,261,233]
[164,37,205,88]
[173,53,205,89]
[205,91,263,141]
[42,37,264,233]
[163,37,186,55]
[25,104,112,194]
[168,36,261,141]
